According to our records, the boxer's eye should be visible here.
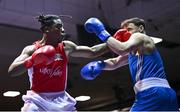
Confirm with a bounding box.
[127,28,132,31]
[55,24,63,29]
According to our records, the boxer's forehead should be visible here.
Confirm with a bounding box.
[53,19,62,24]
[51,19,63,29]
[123,23,138,29]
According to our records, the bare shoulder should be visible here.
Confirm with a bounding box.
[132,33,154,42]
[22,44,36,55]
[131,32,147,39]
[143,34,156,54]
[131,33,155,54]
[63,40,77,46]
[62,40,78,54]
[63,40,78,49]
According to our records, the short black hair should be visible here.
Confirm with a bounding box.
[36,14,63,32]
[121,17,146,29]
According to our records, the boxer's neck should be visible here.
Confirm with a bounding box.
[40,33,62,47]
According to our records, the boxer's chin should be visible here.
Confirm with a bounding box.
[60,32,67,40]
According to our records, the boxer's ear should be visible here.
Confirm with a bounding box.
[43,26,49,33]
[138,25,144,33]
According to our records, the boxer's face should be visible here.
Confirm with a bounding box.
[46,19,65,39]
[125,23,144,34]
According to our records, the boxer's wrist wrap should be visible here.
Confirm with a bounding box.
[98,30,111,42]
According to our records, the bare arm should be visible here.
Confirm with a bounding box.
[63,40,109,58]
[8,45,36,77]
[106,33,144,55]
[103,54,128,70]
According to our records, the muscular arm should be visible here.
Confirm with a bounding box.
[103,54,128,70]
[106,33,144,55]
[8,45,36,77]
[64,40,109,58]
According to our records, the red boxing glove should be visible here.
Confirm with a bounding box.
[113,29,131,42]
[24,45,56,68]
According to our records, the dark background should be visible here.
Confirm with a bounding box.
[0,0,180,111]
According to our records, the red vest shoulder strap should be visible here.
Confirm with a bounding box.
[33,41,42,50]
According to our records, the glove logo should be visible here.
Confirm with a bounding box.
[54,53,63,61]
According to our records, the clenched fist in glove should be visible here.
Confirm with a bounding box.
[113,29,131,42]
[80,61,105,80]
[84,17,111,42]
[24,45,56,68]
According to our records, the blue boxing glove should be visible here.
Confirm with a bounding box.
[84,17,111,42]
[80,61,105,80]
